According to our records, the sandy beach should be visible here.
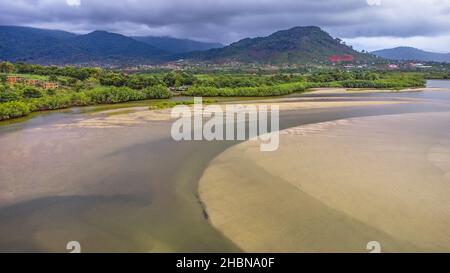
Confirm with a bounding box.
[199,111,450,252]
[55,94,412,129]
[305,87,449,95]
[48,86,448,130]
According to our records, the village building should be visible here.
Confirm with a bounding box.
[42,82,59,90]
[24,79,40,86]
[6,76,23,85]
[408,63,432,69]
[328,54,354,63]
[5,75,59,89]
[388,64,399,69]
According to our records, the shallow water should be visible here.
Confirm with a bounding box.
[200,112,450,252]
[427,79,450,89]
[1,86,450,252]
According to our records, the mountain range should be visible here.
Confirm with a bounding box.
[0,26,221,65]
[132,36,222,54]
[372,47,450,63]
[1,25,379,65]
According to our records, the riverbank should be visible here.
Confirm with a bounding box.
[50,96,412,129]
[0,86,434,123]
[305,87,448,95]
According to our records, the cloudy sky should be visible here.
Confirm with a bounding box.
[1,0,450,52]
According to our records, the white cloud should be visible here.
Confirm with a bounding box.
[366,0,382,6]
[66,0,81,6]
[0,0,449,51]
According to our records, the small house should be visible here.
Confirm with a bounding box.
[6,76,23,85]
[388,64,399,69]
[328,54,354,63]
[24,79,40,86]
[42,82,59,90]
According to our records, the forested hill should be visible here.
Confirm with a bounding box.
[181,26,378,65]
[0,25,377,65]
[0,26,167,65]
[132,36,223,54]
[0,26,219,64]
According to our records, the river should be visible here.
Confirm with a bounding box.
[1,81,450,252]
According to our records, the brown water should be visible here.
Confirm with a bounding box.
[1,85,450,252]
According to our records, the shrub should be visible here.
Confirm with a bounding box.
[126,75,161,89]
[149,99,217,110]
[23,86,44,98]
[0,89,22,103]
[163,71,196,87]
[30,94,73,111]
[0,101,30,120]
[0,74,7,83]
[85,87,145,104]
[99,72,128,87]
[70,92,92,106]
[184,82,307,97]
[341,78,425,89]
[142,85,172,99]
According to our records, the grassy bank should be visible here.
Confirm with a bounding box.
[183,73,425,97]
[148,99,218,110]
[0,85,171,121]
[0,62,427,121]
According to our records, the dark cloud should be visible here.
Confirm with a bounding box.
[1,0,450,50]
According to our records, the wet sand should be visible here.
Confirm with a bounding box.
[306,87,448,95]
[54,98,409,129]
[199,112,450,252]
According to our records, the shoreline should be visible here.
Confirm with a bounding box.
[0,86,444,126]
[304,87,448,95]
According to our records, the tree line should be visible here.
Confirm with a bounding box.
[0,62,427,121]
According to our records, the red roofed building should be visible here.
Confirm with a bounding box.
[6,76,23,85]
[328,54,354,63]
[42,82,59,90]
